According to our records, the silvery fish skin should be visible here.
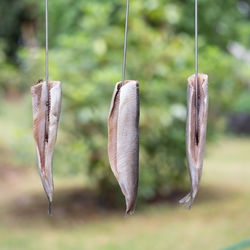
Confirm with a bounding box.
[108,80,140,215]
[31,81,62,207]
[179,74,208,209]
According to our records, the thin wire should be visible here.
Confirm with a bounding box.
[45,0,49,86]
[45,0,52,215]
[122,0,129,86]
[195,0,199,142]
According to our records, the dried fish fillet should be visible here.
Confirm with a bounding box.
[31,80,62,212]
[179,74,208,209]
[108,80,140,215]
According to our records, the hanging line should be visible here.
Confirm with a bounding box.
[195,0,199,142]
[122,0,129,86]
[45,0,52,216]
[45,0,49,87]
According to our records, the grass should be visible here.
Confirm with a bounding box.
[0,98,250,250]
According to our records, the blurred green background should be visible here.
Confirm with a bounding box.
[0,0,250,249]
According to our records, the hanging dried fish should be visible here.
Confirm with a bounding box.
[179,73,208,208]
[31,80,62,213]
[108,80,140,215]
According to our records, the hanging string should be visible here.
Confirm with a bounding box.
[45,0,52,216]
[195,0,199,142]
[122,0,129,86]
[45,0,49,87]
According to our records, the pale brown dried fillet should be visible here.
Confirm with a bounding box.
[108,80,140,215]
[179,73,208,209]
[108,80,132,179]
[31,80,61,203]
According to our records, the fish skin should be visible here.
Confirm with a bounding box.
[31,81,62,204]
[108,80,140,215]
[179,73,208,209]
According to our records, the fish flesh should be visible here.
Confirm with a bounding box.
[31,80,62,214]
[179,74,208,209]
[108,80,140,215]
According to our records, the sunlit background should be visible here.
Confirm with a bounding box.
[0,0,250,249]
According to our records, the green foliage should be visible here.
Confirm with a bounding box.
[0,0,250,202]
[0,42,22,94]
[232,90,250,113]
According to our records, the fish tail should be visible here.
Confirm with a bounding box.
[125,197,136,216]
[125,207,135,216]
[48,200,53,216]
[179,192,193,209]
